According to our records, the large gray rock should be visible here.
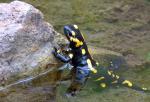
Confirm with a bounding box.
[0,1,66,86]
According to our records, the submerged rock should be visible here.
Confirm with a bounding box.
[0,1,66,86]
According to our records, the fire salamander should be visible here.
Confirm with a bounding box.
[53,24,149,97]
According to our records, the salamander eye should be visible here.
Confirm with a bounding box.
[66,30,72,36]
[67,30,76,37]
[64,25,76,37]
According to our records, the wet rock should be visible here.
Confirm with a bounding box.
[89,46,127,71]
[0,1,67,86]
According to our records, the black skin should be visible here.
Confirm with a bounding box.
[53,24,149,96]
[53,24,97,96]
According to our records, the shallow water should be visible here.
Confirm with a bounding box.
[0,0,150,102]
[57,65,150,102]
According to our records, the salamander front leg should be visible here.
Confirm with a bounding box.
[53,47,72,63]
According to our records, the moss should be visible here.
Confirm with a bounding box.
[145,52,150,61]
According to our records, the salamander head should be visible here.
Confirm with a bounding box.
[64,24,85,48]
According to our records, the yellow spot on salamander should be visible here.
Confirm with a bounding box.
[76,40,83,47]
[70,37,83,47]
[96,62,99,66]
[108,71,111,75]
[100,83,106,88]
[112,80,118,84]
[57,50,60,53]
[122,80,133,87]
[69,53,73,58]
[87,59,97,73]
[70,37,73,41]
[116,75,119,79]
[112,74,115,78]
[73,24,78,29]
[142,87,147,90]
[82,49,86,55]
[71,31,75,36]
[95,77,105,81]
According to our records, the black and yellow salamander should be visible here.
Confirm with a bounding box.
[53,24,149,97]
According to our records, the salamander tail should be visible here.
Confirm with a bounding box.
[118,79,150,93]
